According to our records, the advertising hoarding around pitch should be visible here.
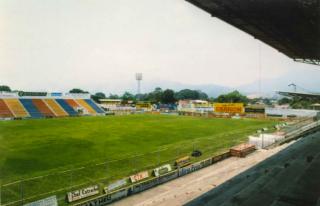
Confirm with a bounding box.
[214,103,244,114]
[23,196,58,206]
[130,171,149,183]
[104,178,127,193]
[67,185,99,202]
[175,156,191,167]
[153,164,172,177]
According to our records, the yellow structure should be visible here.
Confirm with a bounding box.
[4,98,29,118]
[214,103,244,114]
[136,102,152,111]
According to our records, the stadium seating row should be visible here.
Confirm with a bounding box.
[0,98,104,119]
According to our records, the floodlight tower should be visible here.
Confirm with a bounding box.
[135,73,143,99]
[288,83,297,92]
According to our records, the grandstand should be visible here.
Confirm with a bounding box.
[0,92,104,119]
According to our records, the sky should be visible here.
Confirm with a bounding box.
[0,0,319,95]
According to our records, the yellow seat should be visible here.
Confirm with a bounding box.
[4,99,29,118]
[44,99,68,117]
[75,99,96,114]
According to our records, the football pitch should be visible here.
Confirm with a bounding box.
[0,114,276,205]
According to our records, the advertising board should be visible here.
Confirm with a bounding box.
[245,106,265,113]
[178,162,202,176]
[200,158,212,167]
[18,91,47,97]
[212,152,231,163]
[67,185,99,202]
[130,171,149,183]
[214,103,244,114]
[175,156,191,167]
[50,92,62,97]
[131,171,178,194]
[153,164,172,177]
[136,102,152,109]
[104,179,127,193]
[77,189,128,206]
[23,196,58,206]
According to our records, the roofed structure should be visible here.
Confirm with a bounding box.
[186,0,320,65]
[278,91,320,100]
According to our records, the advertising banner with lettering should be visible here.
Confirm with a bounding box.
[153,164,172,177]
[214,103,244,114]
[130,171,149,183]
[104,179,127,193]
[67,185,99,202]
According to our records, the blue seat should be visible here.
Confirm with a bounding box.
[85,99,105,113]
[19,99,43,118]
[55,99,78,116]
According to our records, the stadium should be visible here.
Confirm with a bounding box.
[0,91,280,205]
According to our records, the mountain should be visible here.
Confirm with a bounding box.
[141,80,232,97]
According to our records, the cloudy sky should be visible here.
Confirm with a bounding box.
[0,0,318,94]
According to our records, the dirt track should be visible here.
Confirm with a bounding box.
[112,142,294,206]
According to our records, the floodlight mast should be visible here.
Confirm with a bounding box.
[135,73,143,100]
[288,83,297,92]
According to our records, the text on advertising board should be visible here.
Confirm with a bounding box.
[130,171,149,183]
[67,185,99,202]
[153,164,172,177]
[214,103,244,114]
[175,156,191,167]
[104,178,127,193]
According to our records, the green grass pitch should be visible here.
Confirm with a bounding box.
[0,114,276,205]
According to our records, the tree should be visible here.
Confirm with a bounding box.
[262,98,272,106]
[91,92,106,103]
[109,94,120,99]
[198,91,208,100]
[278,97,291,105]
[216,90,248,104]
[147,87,163,103]
[289,97,315,109]
[174,89,208,100]
[121,92,135,103]
[175,89,199,100]
[0,85,11,92]
[95,92,106,99]
[136,93,149,101]
[161,89,176,104]
[69,88,88,93]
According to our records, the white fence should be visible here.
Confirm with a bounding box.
[249,133,285,149]
[266,108,319,117]
[250,120,320,149]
